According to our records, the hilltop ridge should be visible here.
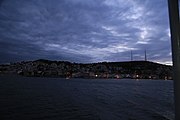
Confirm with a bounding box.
[0,59,172,80]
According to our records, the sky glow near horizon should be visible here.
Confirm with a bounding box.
[0,0,174,65]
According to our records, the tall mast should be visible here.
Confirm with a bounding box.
[168,0,180,120]
[131,50,133,61]
[145,49,147,61]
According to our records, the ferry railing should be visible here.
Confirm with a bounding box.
[168,0,180,119]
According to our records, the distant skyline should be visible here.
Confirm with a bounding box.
[0,0,177,65]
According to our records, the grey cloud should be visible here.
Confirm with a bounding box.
[0,0,172,64]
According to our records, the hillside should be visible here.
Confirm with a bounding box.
[0,59,173,80]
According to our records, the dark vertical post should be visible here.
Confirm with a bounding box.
[131,50,133,61]
[168,0,180,119]
[145,49,147,61]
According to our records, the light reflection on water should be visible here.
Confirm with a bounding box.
[0,76,174,120]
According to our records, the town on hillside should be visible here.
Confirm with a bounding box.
[0,59,173,80]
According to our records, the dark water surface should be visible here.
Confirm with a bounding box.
[0,75,174,120]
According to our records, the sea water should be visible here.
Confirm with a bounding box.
[0,75,174,120]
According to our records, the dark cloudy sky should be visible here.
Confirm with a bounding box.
[0,0,176,65]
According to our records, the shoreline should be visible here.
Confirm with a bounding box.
[0,73,173,81]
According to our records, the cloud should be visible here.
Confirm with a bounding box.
[0,0,172,64]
